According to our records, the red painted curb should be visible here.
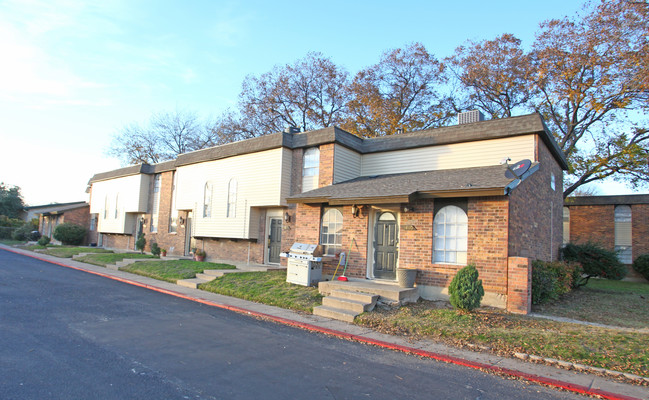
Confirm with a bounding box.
[3,247,642,400]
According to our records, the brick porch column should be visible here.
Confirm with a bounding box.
[507,257,531,314]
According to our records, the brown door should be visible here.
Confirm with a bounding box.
[374,212,398,280]
[269,218,282,264]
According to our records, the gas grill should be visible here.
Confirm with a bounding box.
[281,243,323,286]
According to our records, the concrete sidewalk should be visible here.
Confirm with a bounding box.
[3,245,647,400]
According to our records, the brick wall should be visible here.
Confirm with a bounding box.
[568,205,615,249]
[318,143,335,188]
[632,204,649,260]
[508,137,564,261]
[507,257,532,314]
[407,197,510,296]
[199,237,265,264]
[137,171,186,256]
[102,233,132,250]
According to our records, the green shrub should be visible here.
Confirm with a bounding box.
[0,226,15,239]
[37,236,51,246]
[150,242,161,257]
[12,223,40,241]
[532,260,582,305]
[53,223,86,245]
[560,242,626,283]
[633,254,649,281]
[135,233,146,254]
[448,264,484,312]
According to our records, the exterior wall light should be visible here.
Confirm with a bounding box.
[284,212,291,223]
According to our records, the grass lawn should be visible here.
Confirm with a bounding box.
[120,259,235,283]
[356,300,648,376]
[40,247,113,258]
[0,239,24,246]
[534,279,649,330]
[75,252,157,267]
[199,270,323,313]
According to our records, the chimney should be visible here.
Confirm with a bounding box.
[284,125,301,134]
[458,110,485,125]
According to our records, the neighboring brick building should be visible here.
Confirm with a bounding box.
[88,112,568,314]
[26,201,97,245]
[564,194,649,281]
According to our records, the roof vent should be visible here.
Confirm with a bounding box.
[458,110,484,125]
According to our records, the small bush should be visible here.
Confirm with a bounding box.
[53,223,86,245]
[12,223,40,241]
[448,264,484,312]
[532,260,582,305]
[633,254,649,281]
[561,242,626,282]
[150,242,161,257]
[135,233,146,254]
[37,236,51,246]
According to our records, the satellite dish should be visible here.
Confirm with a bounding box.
[504,159,531,179]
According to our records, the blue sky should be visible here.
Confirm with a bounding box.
[1,0,633,206]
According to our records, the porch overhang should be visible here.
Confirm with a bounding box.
[287,164,538,205]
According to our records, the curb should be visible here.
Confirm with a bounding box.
[2,247,644,400]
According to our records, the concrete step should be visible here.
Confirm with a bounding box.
[322,296,372,314]
[318,280,419,305]
[176,278,211,289]
[106,264,120,271]
[329,289,378,307]
[195,273,217,281]
[312,305,358,323]
[202,269,241,277]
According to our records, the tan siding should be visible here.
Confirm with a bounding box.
[333,144,361,183]
[91,174,150,234]
[361,135,535,176]
[175,148,287,239]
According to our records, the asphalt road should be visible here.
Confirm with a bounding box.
[0,249,584,400]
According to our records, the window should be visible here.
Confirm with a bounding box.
[551,173,556,191]
[103,195,109,219]
[302,147,320,192]
[227,178,237,218]
[169,172,178,233]
[320,208,343,256]
[562,207,570,245]
[89,215,97,231]
[433,205,468,264]
[203,182,212,218]
[114,194,119,219]
[303,148,319,176]
[150,174,161,232]
[615,205,632,264]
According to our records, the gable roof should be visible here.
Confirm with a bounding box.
[288,164,536,205]
[89,113,567,183]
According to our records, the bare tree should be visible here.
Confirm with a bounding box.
[107,110,207,165]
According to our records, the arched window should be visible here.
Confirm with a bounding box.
[227,178,237,218]
[104,195,109,219]
[203,182,212,218]
[320,208,343,256]
[615,205,632,264]
[433,205,468,264]
[302,147,320,192]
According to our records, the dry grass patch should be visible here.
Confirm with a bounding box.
[534,279,649,330]
[357,301,648,376]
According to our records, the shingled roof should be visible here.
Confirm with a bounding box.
[565,194,649,206]
[288,164,537,205]
[89,112,567,183]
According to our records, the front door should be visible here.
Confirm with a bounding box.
[373,211,398,280]
[268,218,282,264]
